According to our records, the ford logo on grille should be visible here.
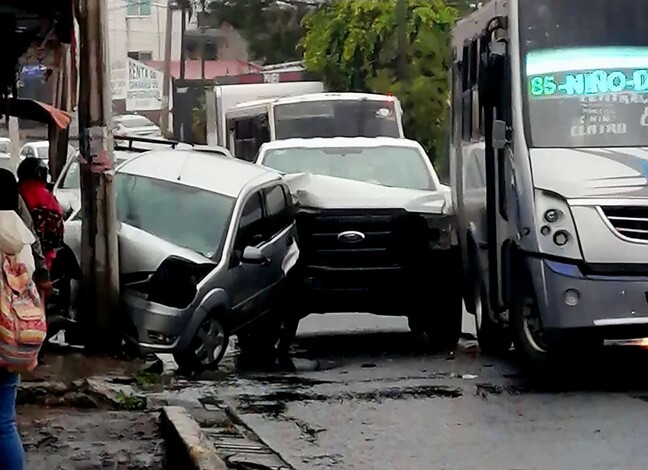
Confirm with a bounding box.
[337,230,366,244]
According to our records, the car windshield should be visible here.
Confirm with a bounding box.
[273,100,401,139]
[60,157,128,189]
[115,173,235,259]
[118,117,155,128]
[521,0,648,148]
[262,145,435,191]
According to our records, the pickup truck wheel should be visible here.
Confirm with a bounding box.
[409,290,462,352]
[237,316,283,358]
[276,316,300,354]
[474,279,512,356]
[174,317,228,372]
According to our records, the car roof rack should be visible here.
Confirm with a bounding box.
[113,135,229,156]
[113,135,184,152]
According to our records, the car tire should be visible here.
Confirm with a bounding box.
[408,289,462,352]
[474,278,512,356]
[174,316,229,372]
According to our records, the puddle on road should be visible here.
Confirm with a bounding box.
[235,384,463,417]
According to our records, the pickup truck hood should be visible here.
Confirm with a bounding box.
[282,173,453,215]
[531,148,648,198]
[64,219,212,275]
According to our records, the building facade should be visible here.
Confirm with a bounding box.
[107,0,186,65]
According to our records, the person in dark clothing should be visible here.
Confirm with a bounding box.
[16,158,64,273]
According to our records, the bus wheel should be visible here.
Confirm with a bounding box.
[474,279,512,356]
[511,275,551,368]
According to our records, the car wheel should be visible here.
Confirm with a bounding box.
[174,316,228,372]
[474,278,512,356]
[408,289,462,352]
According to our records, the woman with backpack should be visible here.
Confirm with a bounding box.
[0,168,48,469]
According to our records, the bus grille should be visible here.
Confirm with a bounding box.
[601,206,648,241]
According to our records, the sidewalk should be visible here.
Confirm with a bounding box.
[16,351,294,469]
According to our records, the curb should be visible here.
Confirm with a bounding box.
[161,406,228,470]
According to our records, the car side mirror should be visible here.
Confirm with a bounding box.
[493,119,509,150]
[241,246,269,266]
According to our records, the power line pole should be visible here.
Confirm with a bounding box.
[396,0,408,82]
[77,0,120,353]
[180,8,187,79]
[160,1,174,138]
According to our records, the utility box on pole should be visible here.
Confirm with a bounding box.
[77,0,120,353]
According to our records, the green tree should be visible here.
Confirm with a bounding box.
[206,0,322,63]
[302,0,457,165]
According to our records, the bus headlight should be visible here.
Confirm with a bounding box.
[535,190,582,260]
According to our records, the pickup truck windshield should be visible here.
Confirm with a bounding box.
[274,100,401,139]
[262,146,435,191]
[521,0,648,148]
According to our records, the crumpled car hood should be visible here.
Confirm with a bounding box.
[64,219,212,275]
[282,173,453,215]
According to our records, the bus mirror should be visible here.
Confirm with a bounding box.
[493,119,508,150]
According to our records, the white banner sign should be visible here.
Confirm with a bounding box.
[111,60,128,101]
[125,58,164,111]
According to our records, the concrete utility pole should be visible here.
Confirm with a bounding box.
[77,0,120,353]
[160,1,174,138]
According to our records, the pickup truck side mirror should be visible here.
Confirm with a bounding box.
[493,119,510,150]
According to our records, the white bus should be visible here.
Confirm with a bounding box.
[451,0,648,367]
[207,80,325,148]
[225,92,405,161]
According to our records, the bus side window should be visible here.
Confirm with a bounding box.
[231,116,271,162]
[462,40,481,142]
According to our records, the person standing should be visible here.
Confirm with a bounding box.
[0,169,50,296]
[0,171,46,470]
[16,158,64,272]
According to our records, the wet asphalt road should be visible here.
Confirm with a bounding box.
[212,311,648,470]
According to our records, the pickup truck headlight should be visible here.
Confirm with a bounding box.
[535,190,582,260]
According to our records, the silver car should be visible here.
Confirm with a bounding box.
[53,150,137,219]
[65,149,299,370]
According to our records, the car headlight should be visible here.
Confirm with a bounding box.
[534,190,582,260]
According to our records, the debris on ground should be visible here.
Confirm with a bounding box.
[19,408,165,469]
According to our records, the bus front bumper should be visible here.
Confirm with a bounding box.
[530,258,648,334]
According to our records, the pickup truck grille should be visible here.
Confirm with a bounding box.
[296,209,431,269]
[601,206,648,241]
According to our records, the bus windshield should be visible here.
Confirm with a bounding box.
[273,99,401,139]
[520,0,648,148]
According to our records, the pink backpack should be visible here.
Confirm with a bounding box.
[0,255,46,372]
